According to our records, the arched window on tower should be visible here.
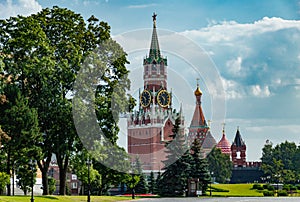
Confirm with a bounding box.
[236,151,241,159]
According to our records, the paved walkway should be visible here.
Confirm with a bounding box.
[120,197,300,202]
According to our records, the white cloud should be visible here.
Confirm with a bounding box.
[0,0,42,19]
[226,56,242,76]
[182,17,300,43]
[221,77,244,99]
[251,85,271,97]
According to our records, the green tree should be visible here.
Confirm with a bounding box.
[1,6,131,195]
[158,117,190,197]
[261,141,299,184]
[0,172,10,195]
[0,12,56,195]
[0,89,41,195]
[133,157,148,194]
[190,137,210,194]
[15,160,37,195]
[207,147,232,183]
[48,177,56,195]
[148,171,156,194]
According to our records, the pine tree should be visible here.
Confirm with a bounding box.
[133,157,148,194]
[148,171,156,194]
[190,137,210,194]
[158,117,190,197]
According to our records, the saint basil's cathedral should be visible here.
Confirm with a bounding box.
[127,14,262,182]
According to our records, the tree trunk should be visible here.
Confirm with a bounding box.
[37,155,51,195]
[56,154,69,195]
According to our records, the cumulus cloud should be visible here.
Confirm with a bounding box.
[182,17,300,43]
[251,85,271,97]
[181,17,300,100]
[226,56,243,76]
[0,0,42,19]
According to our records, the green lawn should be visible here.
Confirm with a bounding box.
[208,184,264,197]
[0,195,132,202]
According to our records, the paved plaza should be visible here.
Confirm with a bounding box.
[124,197,300,202]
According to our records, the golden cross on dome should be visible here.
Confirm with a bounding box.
[222,122,226,132]
[196,78,200,86]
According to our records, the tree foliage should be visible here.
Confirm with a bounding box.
[133,157,148,194]
[190,137,210,193]
[207,147,232,183]
[0,6,131,196]
[0,172,10,195]
[158,117,190,197]
[261,140,300,184]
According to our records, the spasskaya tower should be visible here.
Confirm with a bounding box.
[127,13,184,173]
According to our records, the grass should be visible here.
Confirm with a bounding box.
[0,195,132,202]
[208,184,264,197]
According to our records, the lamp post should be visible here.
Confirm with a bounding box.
[274,174,280,197]
[210,172,214,196]
[131,170,135,199]
[86,158,92,202]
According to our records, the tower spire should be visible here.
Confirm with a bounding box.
[149,12,161,60]
[190,80,206,127]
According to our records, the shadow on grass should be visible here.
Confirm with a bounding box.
[36,196,59,200]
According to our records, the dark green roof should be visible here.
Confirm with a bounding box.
[143,13,167,65]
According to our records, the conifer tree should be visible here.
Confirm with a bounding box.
[133,156,148,194]
[158,117,190,196]
[190,137,210,194]
[148,171,156,194]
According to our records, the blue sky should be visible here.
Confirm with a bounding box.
[1,0,300,161]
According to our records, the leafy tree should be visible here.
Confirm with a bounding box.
[0,172,10,195]
[15,160,37,195]
[207,147,232,183]
[48,177,56,195]
[1,6,131,195]
[261,140,299,184]
[158,117,190,197]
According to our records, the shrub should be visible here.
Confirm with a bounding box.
[290,185,297,191]
[252,184,261,190]
[257,186,264,190]
[263,190,274,196]
[48,177,56,195]
[263,184,269,190]
[296,184,300,190]
[278,190,288,196]
[267,185,275,191]
[283,184,290,191]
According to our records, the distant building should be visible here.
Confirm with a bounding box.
[216,127,263,183]
[48,161,81,195]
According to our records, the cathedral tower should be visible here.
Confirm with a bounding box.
[188,81,210,146]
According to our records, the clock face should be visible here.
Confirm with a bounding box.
[157,90,171,107]
[140,90,151,107]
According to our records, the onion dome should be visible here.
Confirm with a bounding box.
[216,129,231,155]
[194,84,202,96]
